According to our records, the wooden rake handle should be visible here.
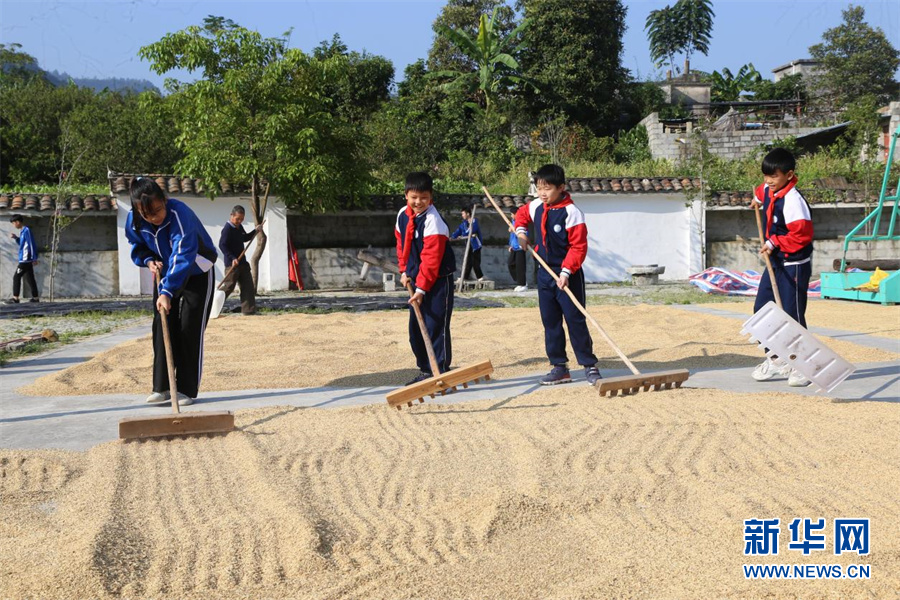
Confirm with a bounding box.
[155,272,180,415]
[406,282,443,376]
[482,186,641,376]
[752,202,783,308]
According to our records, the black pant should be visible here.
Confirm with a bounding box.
[220,261,256,314]
[13,262,38,298]
[409,274,454,374]
[463,248,483,280]
[152,269,214,398]
[507,250,526,286]
[538,268,598,367]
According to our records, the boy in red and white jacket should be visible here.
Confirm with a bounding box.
[750,148,814,387]
[515,164,601,386]
[395,172,457,384]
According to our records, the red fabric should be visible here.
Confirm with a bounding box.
[415,234,446,292]
[287,237,303,290]
[561,222,587,274]
[513,204,532,231]
[396,206,416,272]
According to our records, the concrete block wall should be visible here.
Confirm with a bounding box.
[642,113,822,162]
[705,204,896,277]
[708,238,900,278]
[0,250,118,298]
[296,245,537,290]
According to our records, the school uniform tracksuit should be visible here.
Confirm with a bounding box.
[12,225,39,299]
[396,204,456,374]
[752,178,814,327]
[515,194,598,368]
[450,218,484,280]
[125,198,218,398]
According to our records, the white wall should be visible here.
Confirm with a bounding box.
[116,195,289,295]
[574,193,705,282]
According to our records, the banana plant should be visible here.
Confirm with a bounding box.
[432,8,531,111]
[710,64,762,102]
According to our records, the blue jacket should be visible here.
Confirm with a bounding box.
[450,218,483,252]
[395,204,456,293]
[125,198,218,298]
[14,225,37,263]
[508,231,522,251]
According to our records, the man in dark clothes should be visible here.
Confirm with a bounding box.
[218,206,262,315]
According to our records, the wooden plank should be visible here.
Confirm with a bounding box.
[119,411,234,440]
[832,258,900,272]
[386,360,494,407]
[596,369,690,396]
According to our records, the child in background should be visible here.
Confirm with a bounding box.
[514,164,601,386]
[450,208,484,281]
[395,172,457,384]
[750,148,814,387]
[125,177,218,406]
[508,214,527,291]
[5,214,39,303]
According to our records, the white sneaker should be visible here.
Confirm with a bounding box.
[146,391,170,404]
[751,358,790,381]
[175,393,193,406]
[477,277,484,281]
[788,370,811,387]
[514,285,528,292]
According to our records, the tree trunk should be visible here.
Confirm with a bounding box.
[248,176,269,291]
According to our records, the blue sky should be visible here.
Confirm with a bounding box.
[2,0,898,89]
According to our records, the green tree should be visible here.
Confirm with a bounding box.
[519,0,629,136]
[0,43,44,84]
[645,4,684,74]
[646,0,714,73]
[433,8,530,111]
[312,34,394,123]
[0,79,94,185]
[139,16,369,287]
[64,90,182,181]
[752,73,807,102]
[427,0,516,74]
[677,0,715,66]
[809,5,899,108]
[710,64,762,102]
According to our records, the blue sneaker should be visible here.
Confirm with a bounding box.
[540,365,571,385]
[405,371,432,386]
[584,366,602,386]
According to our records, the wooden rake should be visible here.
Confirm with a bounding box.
[386,282,493,410]
[483,186,690,397]
[119,274,235,439]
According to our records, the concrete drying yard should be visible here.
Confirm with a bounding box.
[1,297,898,599]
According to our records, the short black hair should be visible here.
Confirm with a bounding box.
[761,148,796,176]
[129,176,166,217]
[9,214,23,224]
[534,164,566,187]
[231,205,246,215]
[405,171,434,193]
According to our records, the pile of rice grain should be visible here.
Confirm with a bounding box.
[20,304,898,397]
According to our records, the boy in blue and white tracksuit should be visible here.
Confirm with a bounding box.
[6,214,39,303]
[125,177,218,404]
